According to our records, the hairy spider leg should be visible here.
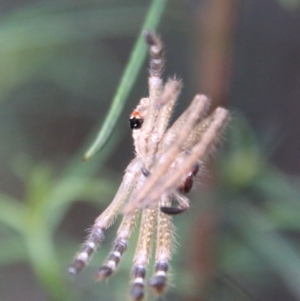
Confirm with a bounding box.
[134,31,164,161]
[96,153,160,283]
[130,207,156,301]
[95,209,139,280]
[69,158,141,275]
[147,79,182,156]
[149,194,173,294]
[158,97,211,153]
[68,226,104,275]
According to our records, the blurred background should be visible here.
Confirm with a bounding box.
[1,0,300,301]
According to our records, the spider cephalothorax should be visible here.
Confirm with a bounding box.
[69,31,229,301]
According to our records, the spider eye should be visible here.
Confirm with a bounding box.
[129,117,144,130]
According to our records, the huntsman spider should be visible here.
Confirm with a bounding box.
[69,31,229,301]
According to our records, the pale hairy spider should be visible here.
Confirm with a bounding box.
[69,31,229,301]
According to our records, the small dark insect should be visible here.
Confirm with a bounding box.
[69,31,229,301]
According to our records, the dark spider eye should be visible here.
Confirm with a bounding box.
[129,117,143,130]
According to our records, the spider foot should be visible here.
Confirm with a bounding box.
[130,265,146,301]
[96,266,113,280]
[69,227,104,275]
[148,261,168,294]
[68,259,85,276]
[131,283,144,301]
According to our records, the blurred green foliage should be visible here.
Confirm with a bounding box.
[216,114,300,299]
[1,1,300,301]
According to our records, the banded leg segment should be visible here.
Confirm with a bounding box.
[131,208,157,301]
[145,30,164,106]
[96,210,139,280]
[68,227,104,275]
[144,30,164,79]
[69,158,140,275]
[149,195,173,293]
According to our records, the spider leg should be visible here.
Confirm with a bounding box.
[94,159,140,229]
[132,33,180,167]
[96,209,140,280]
[144,30,164,103]
[68,226,104,275]
[142,79,182,171]
[134,32,164,160]
[159,96,211,152]
[155,79,181,134]
[131,108,229,210]
[149,194,173,293]
[68,158,141,275]
[130,207,156,301]
[124,94,210,215]
[147,79,182,156]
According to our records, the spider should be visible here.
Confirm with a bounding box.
[69,31,229,301]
